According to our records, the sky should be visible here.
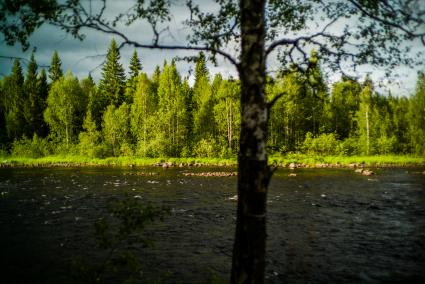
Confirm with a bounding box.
[0,0,423,96]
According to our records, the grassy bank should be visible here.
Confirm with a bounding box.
[269,154,425,167]
[0,155,237,168]
[0,154,424,168]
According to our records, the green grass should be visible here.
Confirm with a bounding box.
[268,154,425,167]
[0,154,423,168]
[0,155,237,168]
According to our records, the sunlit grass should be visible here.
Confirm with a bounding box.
[0,153,423,168]
[0,155,237,167]
[268,153,425,167]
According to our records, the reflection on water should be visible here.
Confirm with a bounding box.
[0,167,424,283]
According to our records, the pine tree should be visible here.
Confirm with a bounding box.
[79,109,102,157]
[2,59,25,141]
[83,74,102,129]
[192,52,215,141]
[23,53,39,136]
[124,50,142,104]
[48,50,63,82]
[98,39,126,107]
[129,50,142,79]
[150,65,161,97]
[36,69,49,137]
[305,50,328,136]
[194,52,208,90]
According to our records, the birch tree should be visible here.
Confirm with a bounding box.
[3,0,424,282]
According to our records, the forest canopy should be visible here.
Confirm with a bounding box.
[1,42,424,159]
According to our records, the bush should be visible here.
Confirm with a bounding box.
[375,135,397,155]
[193,137,220,158]
[302,132,340,156]
[339,137,360,156]
[11,134,52,158]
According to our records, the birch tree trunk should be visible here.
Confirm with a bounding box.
[231,0,271,282]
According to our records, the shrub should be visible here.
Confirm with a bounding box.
[11,134,52,158]
[375,135,397,155]
[302,132,340,156]
[339,137,360,156]
[193,137,220,158]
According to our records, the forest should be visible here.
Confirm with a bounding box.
[1,39,424,160]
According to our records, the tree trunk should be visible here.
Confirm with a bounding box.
[366,105,370,155]
[231,0,271,283]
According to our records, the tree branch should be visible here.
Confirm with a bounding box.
[267,91,286,110]
[347,0,425,39]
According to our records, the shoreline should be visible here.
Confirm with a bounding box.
[0,155,424,169]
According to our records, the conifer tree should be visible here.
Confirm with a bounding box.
[79,109,102,157]
[124,50,142,104]
[98,39,126,107]
[150,65,161,96]
[23,53,40,136]
[193,52,215,141]
[305,50,328,136]
[3,59,25,141]
[194,52,208,90]
[129,50,142,79]
[36,69,49,137]
[181,78,193,155]
[48,50,63,82]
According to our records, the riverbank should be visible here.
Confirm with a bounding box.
[0,154,424,168]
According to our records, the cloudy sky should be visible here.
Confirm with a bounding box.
[0,0,423,96]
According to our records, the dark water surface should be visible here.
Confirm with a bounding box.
[0,167,424,283]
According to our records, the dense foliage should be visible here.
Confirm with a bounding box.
[1,42,424,158]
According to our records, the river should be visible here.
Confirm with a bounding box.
[0,167,424,283]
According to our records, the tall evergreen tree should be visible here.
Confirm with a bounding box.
[23,53,40,136]
[48,50,63,82]
[193,52,216,141]
[98,39,126,107]
[124,50,142,104]
[305,50,328,136]
[129,50,142,79]
[2,59,25,141]
[78,109,101,157]
[36,69,49,137]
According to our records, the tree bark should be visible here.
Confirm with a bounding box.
[231,0,271,283]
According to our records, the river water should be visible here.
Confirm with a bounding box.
[0,167,424,283]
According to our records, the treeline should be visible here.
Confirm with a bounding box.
[0,40,424,158]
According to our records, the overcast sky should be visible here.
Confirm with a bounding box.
[0,0,423,96]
